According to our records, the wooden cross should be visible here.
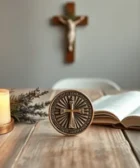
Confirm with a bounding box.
[52,2,88,63]
[60,97,84,128]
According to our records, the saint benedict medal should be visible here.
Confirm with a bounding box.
[49,90,94,135]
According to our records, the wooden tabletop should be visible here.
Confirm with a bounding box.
[0,89,140,168]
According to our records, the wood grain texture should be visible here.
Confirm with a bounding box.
[0,89,139,168]
[14,119,139,168]
[0,132,11,147]
[0,123,35,168]
[124,130,140,163]
[65,2,75,15]
[103,89,140,164]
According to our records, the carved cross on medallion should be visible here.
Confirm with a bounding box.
[60,97,84,128]
[52,2,88,63]
[49,90,94,135]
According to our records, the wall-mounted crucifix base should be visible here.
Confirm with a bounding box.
[66,43,75,63]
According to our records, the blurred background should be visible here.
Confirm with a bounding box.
[0,0,140,89]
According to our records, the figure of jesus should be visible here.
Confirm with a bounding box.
[58,16,86,52]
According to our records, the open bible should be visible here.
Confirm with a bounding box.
[92,91,140,129]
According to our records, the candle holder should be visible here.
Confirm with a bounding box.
[0,118,14,135]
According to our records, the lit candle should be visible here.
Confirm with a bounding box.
[0,89,11,125]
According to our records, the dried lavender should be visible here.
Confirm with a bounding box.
[10,88,50,123]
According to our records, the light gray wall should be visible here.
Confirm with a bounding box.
[0,0,140,89]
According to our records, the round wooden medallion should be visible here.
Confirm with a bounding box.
[49,90,94,135]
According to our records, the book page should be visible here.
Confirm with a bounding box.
[127,106,140,117]
[92,91,140,121]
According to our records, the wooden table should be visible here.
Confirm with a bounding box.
[0,89,140,168]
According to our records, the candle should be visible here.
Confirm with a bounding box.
[0,89,11,125]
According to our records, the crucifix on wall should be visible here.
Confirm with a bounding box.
[52,2,88,63]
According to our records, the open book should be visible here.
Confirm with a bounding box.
[92,91,140,129]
